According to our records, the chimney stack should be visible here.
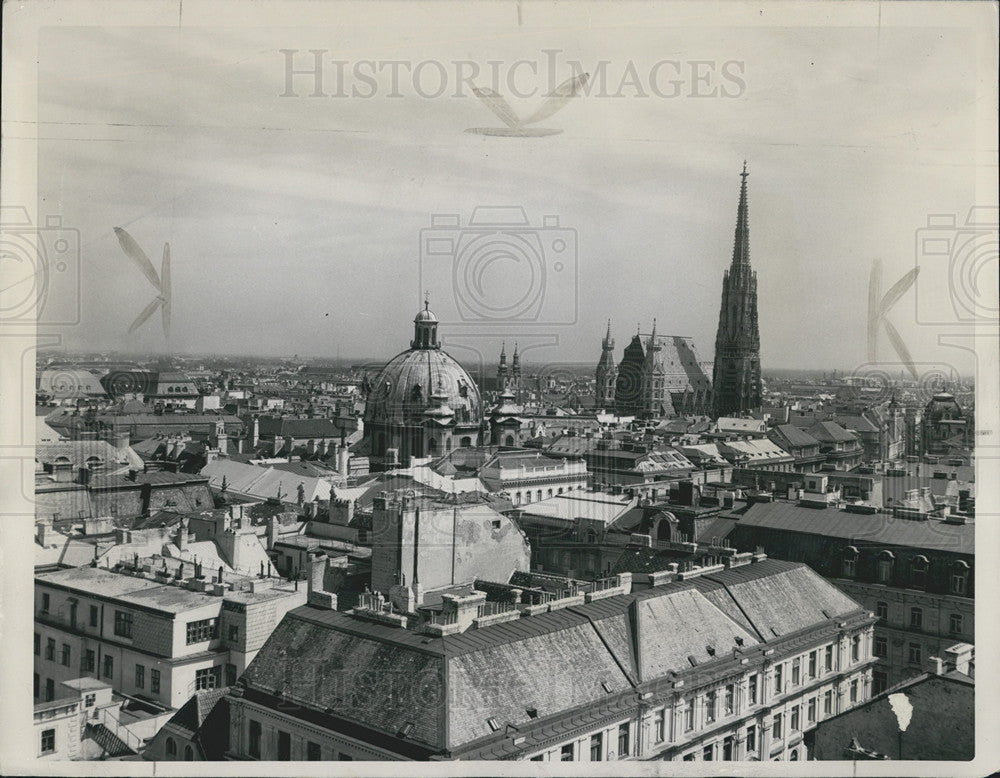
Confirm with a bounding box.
[945,642,974,676]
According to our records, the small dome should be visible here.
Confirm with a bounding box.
[414,307,438,323]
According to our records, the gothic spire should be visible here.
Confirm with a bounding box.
[732,161,750,271]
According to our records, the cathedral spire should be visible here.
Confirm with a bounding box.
[732,161,750,271]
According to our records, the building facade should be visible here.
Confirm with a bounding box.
[611,328,713,418]
[711,164,762,419]
[34,565,305,710]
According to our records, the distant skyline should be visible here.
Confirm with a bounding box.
[27,5,995,379]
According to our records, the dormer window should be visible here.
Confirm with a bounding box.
[487,718,500,732]
[526,707,538,719]
[842,546,859,578]
[911,555,929,588]
[951,560,969,595]
[877,551,894,583]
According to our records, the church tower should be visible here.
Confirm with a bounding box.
[496,342,508,390]
[510,342,522,401]
[595,320,617,410]
[712,162,762,418]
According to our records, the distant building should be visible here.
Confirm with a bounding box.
[921,392,971,460]
[362,300,484,470]
[611,325,713,418]
[712,164,762,419]
[767,425,825,473]
[224,558,876,761]
[475,448,588,506]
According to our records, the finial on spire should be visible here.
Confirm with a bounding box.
[741,160,748,180]
[423,290,430,311]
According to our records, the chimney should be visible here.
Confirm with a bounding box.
[176,523,188,551]
[307,551,327,596]
[266,516,279,549]
[338,446,349,477]
[945,643,974,676]
[929,656,946,675]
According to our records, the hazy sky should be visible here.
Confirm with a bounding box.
[29,3,996,378]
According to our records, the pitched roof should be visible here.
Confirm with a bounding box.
[770,424,821,448]
[808,421,857,444]
[735,500,974,555]
[238,558,866,755]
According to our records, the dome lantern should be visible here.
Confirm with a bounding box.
[411,294,440,350]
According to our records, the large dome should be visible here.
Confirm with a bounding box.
[924,392,963,420]
[364,347,482,427]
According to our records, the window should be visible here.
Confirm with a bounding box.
[873,670,888,695]
[84,693,95,708]
[950,613,963,634]
[825,644,834,671]
[89,605,98,627]
[877,553,894,583]
[748,673,758,705]
[723,736,734,761]
[165,737,177,758]
[790,705,800,732]
[306,741,321,760]
[45,678,55,701]
[684,703,695,732]
[228,625,239,642]
[654,709,665,743]
[705,690,717,723]
[876,601,888,620]
[34,633,40,656]
[792,659,801,685]
[911,556,929,588]
[850,680,858,703]
[951,566,968,595]
[248,720,261,759]
[807,697,817,723]
[184,745,193,761]
[590,732,603,761]
[908,643,921,664]
[703,744,713,761]
[560,743,574,761]
[842,547,858,578]
[40,729,55,755]
[83,649,95,673]
[33,674,39,699]
[135,664,145,689]
[61,643,71,667]
[277,731,291,761]
[724,684,735,715]
[338,753,353,761]
[114,610,133,639]
[226,663,237,686]
[808,651,817,679]
[774,663,783,693]
[617,723,629,759]
[823,690,833,715]
[186,619,217,644]
[746,725,757,756]
[852,634,861,662]
[195,667,220,691]
[45,638,55,661]
[530,755,543,761]
[41,593,50,613]
[874,635,888,657]
[103,655,113,679]
[151,669,160,694]
[772,713,782,740]
[910,608,923,629]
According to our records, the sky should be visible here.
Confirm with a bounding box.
[22,2,997,379]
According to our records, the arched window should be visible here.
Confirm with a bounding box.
[165,737,176,758]
[585,529,597,544]
[657,520,672,542]
[951,560,969,595]
[460,436,471,447]
[789,749,799,761]
[877,550,894,583]
[911,555,929,588]
[184,745,194,761]
[504,435,515,447]
[842,546,859,578]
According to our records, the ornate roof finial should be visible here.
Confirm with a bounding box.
[423,290,430,311]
